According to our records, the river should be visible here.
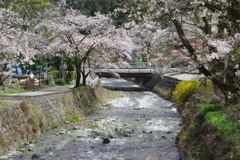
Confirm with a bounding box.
[1,78,183,160]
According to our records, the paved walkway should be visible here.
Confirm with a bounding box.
[164,73,203,81]
[7,71,202,96]
[9,86,74,96]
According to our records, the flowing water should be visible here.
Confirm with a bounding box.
[1,78,183,160]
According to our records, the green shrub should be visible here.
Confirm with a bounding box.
[206,112,227,130]
[206,111,240,133]
[200,102,224,114]
[71,114,81,121]
[172,80,200,102]
[70,71,76,80]
[55,78,65,86]
[202,102,240,133]
[48,70,59,79]
[206,80,214,87]
[66,114,81,122]
[65,79,71,85]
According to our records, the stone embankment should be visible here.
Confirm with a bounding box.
[137,73,239,160]
[133,73,207,159]
[132,74,176,100]
[0,84,103,154]
[2,78,182,160]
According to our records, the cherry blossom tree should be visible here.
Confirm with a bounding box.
[0,0,53,89]
[0,8,31,87]
[116,0,240,104]
[0,8,21,70]
[0,0,52,71]
[125,20,178,67]
[35,2,135,87]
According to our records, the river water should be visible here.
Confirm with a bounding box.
[1,78,183,160]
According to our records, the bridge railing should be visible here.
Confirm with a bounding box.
[93,66,158,75]
[92,62,152,69]
[89,72,99,86]
[127,62,151,69]
[89,62,161,77]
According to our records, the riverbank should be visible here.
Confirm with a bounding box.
[176,84,240,160]
[0,83,104,155]
[1,78,182,160]
[139,74,240,160]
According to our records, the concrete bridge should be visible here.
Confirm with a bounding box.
[94,62,157,78]
[94,68,157,78]
[93,62,203,86]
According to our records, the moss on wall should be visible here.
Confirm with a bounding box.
[0,83,104,155]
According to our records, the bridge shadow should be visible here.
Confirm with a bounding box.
[102,85,150,92]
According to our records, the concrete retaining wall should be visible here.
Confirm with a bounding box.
[0,84,103,154]
[132,74,179,100]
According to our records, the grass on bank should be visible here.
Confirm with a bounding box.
[199,102,240,134]
[0,81,75,95]
[174,79,240,159]
[101,88,124,102]
[88,124,99,129]
[200,102,240,159]
[0,86,48,95]
[0,100,17,107]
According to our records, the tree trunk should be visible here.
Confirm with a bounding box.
[75,64,81,88]
[81,61,91,86]
[81,65,86,86]
[82,74,87,85]
[80,44,95,86]
[60,52,64,78]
